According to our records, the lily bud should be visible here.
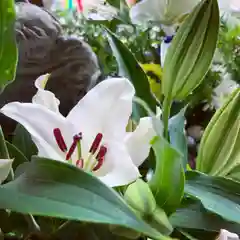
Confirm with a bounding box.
[162,0,219,101]
[124,179,173,235]
[197,88,240,177]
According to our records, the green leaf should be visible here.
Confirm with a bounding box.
[162,0,219,100]
[6,141,28,171]
[0,126,9,159]
[170,199,240,234]
[0,157,164,239]
[12,124,37,160]
[105,28,156,120]
[149,137,185,214]
[168,108,188,170]
[185,171,240,224]
[0,0,18,90]
[196,88,240,176]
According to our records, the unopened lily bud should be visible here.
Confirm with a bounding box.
[197,88,240,176]
[162,0,219,101]
[124,179,156,215]
[124,179,173,235]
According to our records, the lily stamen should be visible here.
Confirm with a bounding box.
[53,128,67,152]
[96,146,107,160]
[76,159,84,169]
[92,146,107,171]
[89,133,103,154]
[93,157,104,171]
[66,133,82,160]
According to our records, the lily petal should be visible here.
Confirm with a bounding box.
[130,0,163,25]
[124,117,157,167]
[32,74,60,114]
[67,78,135,141]
[0,159,13,183]
[97,141,141,187]
[217,229,239,240]
[1,102,75,161]
[130,0,200,25]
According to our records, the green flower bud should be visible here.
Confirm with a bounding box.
[162,0,219,101]
[124,179,173,236]
[197,88,240,176]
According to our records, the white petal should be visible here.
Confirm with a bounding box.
[217,229,239,240]
[124,117,157,167]
[0,159,13,183]
[32,74,60,114]
[1,102,76,161]
[96,141,141,187]
[67,78,135,142]
[129,0,164,25]
[160,40,171,66]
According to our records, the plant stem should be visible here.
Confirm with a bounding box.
[162,97,171,140]
[24,214,40,232]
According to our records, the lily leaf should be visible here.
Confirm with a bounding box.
[185,171,240,224]
[0,0,18,90]
[105,28,156,120]
[0,157,165,239]
[149,136,185,214]
[0,126,9,159]
[168,108,188,170]
[170,199,240,234]
[12,124,37,161]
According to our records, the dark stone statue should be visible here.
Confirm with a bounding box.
[0,1,101,137]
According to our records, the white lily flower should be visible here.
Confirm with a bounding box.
[216,229,239,240]
[129,0,240,26]
[1,77,157,187]
[212,75,239,109]
[32,74,60,114]
[129,0,200,26]
[0,159,13,184]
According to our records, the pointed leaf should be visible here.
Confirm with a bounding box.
[105,28,156,119]
[0,157,164,239]
[0,0,18,90]
[185,171,240,224]
[149,137,185,214]
[168,108,188,170]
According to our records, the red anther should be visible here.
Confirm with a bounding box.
[53,128,67,152]
[89,133,103,154]
[74,133,82,141]
[66,134,82,160]
[96,146,107,160]
[93,157,104,171]
[76,159,84,168]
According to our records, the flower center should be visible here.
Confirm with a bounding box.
[53,128,107,172]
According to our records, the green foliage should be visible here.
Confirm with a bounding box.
[0,0,17,91]
[0,0,239,239]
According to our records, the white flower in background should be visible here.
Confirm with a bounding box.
[129,0,200,26]
[216,229,239,240]
[0,159,13,184]
[129,0,240,27]
[212,74,239,109]
[1,76,157,187]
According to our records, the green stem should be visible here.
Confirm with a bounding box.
[24,214,40,232]
[162,97,172,140]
